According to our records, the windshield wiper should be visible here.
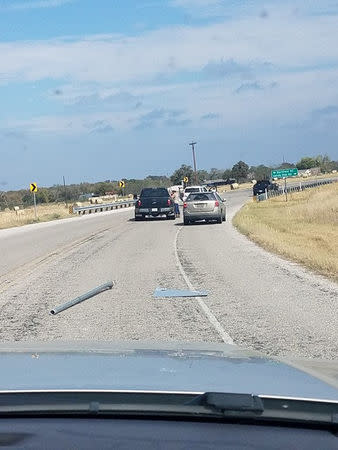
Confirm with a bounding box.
[0,391,337,426]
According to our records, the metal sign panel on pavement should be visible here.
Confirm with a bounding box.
[271,168,299,179]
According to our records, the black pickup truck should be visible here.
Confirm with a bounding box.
[253,180,279,196]
[135,188,175,220]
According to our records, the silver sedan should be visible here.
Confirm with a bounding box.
[183,192,226,225]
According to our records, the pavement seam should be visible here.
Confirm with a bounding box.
[174,226,234,344]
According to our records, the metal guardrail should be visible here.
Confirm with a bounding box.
[72,200,136,215]
[256,178,337,202]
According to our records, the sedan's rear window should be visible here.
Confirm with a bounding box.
[187,193,216,201]
[140,188,169,197]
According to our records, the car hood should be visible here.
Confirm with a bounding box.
[0,341,337,400]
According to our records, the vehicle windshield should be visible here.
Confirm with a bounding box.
[0,0,337,403]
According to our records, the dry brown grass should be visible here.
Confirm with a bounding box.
[218,182,254,193]
[233,183,338,281]
[0,203,72,230]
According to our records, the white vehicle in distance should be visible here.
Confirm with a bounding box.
[182,185,208,202]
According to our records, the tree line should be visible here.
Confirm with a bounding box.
[1,154,337,210]
[170,154,338,185]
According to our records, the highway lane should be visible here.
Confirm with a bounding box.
[0,189,337,359]
[0,208,134,279]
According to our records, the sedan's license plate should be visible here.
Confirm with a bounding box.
[194,203,207,208]
[152,208,158,212]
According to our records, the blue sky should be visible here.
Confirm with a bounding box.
[1,0,338,189]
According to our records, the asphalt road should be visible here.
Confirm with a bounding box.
[0,189,337,360]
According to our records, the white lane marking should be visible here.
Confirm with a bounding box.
[174,227,234,344]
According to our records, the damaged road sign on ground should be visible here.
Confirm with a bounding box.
[154,288,208,298]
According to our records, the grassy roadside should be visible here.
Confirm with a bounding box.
[0,197,134,230]
[233,183,338,281]
[0,203,72,230]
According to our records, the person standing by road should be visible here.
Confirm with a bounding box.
[171,190,180,218]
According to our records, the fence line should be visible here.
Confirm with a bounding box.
[256,178,337,202]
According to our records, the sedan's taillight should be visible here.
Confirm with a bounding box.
[137,200,142,207]
[167,198,171,206]
[183,202,187,208]
[215,201,219,207]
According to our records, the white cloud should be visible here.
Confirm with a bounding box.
[1,1,338,138]
[0,8,337,85]
[1,0,74,11]
[5,66,338,136]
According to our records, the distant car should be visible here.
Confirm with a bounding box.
[183,191,226,225]
[253,180,279,196]
[182,186,208,202]
[135,187,175,220]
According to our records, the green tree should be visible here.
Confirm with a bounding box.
[250,165,272,180]
[277,162,295,169]
[231,161,249,182]
[2,190,24,208]
[170,165,194,185]
[209,168,224,180]
[296,157,317,170]
[222,169,232,180]
[0,191,9,210]
[36,188,50,204]
[94,182,113,196]
[316,154,338,173]
[197,170,208,183]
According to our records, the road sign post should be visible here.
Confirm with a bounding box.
[118,180,126,197]
[271,169,298,202]
[284,178,288,202]
[33,192,37,219]
[30,183,38,219]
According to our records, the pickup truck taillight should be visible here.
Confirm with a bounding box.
[137,200,142,207]
[167,199,171,206]
[215,201,219,207]
[183,202,187,208]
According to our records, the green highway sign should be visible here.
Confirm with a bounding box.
[271,168,299,179]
